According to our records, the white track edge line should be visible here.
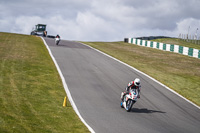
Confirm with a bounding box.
[41,37,95,133]
[79,42,200,110]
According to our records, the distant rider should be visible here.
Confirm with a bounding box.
[121,78,141,101]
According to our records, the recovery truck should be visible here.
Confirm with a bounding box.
[30,24,47,37]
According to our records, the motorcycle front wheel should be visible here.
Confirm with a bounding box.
[126,100,133,112]
[56,41,59,45]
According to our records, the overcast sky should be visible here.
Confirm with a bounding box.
[0,0,200,41]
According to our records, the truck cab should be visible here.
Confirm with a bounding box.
[31,24,47,37]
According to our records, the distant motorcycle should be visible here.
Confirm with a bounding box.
[55,37,60,45]
[121,89,138,112]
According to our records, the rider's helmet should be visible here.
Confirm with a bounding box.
[134,78,140,86]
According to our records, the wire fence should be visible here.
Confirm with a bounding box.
[178,34,200,45]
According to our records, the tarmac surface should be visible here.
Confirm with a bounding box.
[44,37,200,133]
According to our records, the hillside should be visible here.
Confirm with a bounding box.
[0,32,89,133]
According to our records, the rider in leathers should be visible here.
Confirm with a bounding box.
[56,34,60,38]
[121,78,141,101]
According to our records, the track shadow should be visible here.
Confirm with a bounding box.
[131,108,166,113]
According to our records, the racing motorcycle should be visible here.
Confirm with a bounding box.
[55,37,60,45]
[120,89,138,112]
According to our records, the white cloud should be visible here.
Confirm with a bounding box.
[173,18,200,37]
[0,0,200,41]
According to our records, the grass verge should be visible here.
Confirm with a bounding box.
[82,41,200,106]
[0,32,89,133]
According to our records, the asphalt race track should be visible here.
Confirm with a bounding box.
[44,38,200,133]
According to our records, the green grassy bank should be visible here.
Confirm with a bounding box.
[0,32,89,133]
[83,41,200,106]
